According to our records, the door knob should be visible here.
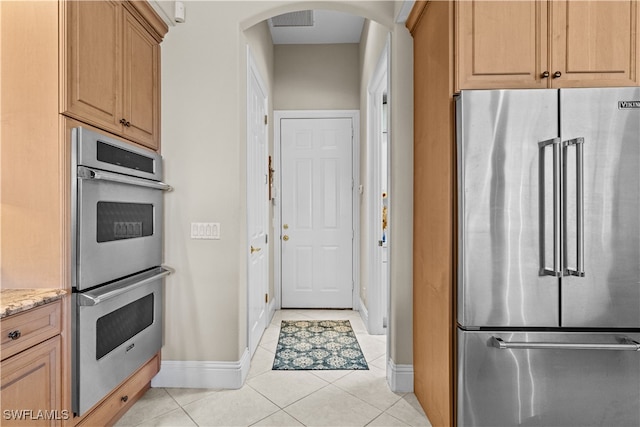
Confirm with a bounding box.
[283,235,289,241]
[250,246,262,254]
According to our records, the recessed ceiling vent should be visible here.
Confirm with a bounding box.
[270,11,314,27]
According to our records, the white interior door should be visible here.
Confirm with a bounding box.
[247,50,268,356]
[281,117,354,308]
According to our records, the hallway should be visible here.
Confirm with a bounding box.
[115,310,431,426]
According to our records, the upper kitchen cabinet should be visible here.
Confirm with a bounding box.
[63,1,165,150]
[456,1,549,89]
[456,0,640,90]
[550,1,639,88]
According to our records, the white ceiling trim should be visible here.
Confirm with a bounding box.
[395,0,416,24]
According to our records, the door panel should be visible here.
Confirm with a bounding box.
[122,9,159,149]
[550,0,639,87]
[64,1,122,133]
[458,329,640,427]
[457,89,560,327]
[456,1,548,90]
[281,118,353,308]
[77,179,163,290]
[560,87,640,327]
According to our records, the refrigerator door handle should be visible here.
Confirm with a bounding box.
[563,137,586,277]
[538,137,562,277]
[491,336,640,351]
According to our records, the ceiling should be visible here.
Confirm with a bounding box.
[268,10,365,45]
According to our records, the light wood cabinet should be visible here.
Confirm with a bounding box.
[456,1,549,89]
[551,1,639,87]
[122,9,160,147]
[63,1,162,150]
[1,303,63,427]
[407,2,456,426]
[456,0,640,90]
[73,353,160,427]
[1,1,167,426]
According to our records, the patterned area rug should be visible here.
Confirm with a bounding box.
[272,320,369,370]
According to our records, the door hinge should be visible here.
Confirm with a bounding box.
[265,234,268,244]
[264,115,268,125]
[265,293,269,303]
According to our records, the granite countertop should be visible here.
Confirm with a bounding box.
[0,289,67,319]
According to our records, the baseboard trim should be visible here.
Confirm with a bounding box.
[359,296,369,328]
[387,358,414,393]
[151,348,251,389]
[268,299,277,325]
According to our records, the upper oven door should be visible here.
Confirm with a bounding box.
[75,171,164,290]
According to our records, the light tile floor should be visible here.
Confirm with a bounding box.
[115,310,432,427]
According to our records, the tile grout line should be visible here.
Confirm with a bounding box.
[365,410,411,427]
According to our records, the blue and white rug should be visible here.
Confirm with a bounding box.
[272,320,369,370]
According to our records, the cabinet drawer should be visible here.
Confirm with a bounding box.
[1,301,61,361]
[75,353,159,427]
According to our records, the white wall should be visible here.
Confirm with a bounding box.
[274,44,360,110]
[159,0,412,371]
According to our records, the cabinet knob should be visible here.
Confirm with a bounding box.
[121,395,129,403]
[541,71,550,78]
[119,118,127,125]
[7,330,21,340]
[553,71,562,79]
[125,121,131,127]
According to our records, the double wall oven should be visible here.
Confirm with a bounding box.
[71,127,172,416]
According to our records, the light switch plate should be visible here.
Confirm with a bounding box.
[191,222,220,239]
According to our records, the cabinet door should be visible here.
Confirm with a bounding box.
[551,1,639,87]
[122,10,160,150]
[456,1,549,90]
[64,1,122,134]
[1,336,62,426]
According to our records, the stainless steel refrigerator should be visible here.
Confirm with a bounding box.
[456,88,640,427]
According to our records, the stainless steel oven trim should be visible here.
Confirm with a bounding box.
[71,128,79,290]
[75,127,163,181]
[77,266,173,306]
[78,166,173,192]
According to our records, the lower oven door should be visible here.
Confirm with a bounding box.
[75,168,165,291]
[72,267,170,416]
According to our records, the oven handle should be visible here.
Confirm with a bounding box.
[78,166,173,191]
[77,266,174,306]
